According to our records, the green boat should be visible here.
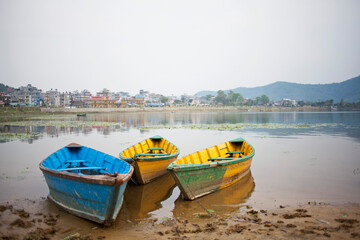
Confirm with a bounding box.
[167,138,255,200]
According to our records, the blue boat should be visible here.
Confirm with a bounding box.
[39,143,133,224]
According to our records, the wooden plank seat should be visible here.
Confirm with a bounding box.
[65,160,86,163]
[135,153,170,156]
[58,166,106,172]
[147,148,164,151]
[208,157,236,162]
[63,160,87,169]
[226,151,244,155]
[146,148,165,154]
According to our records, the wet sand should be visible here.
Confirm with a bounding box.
[1,199,359,240]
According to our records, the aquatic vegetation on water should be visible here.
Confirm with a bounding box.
[0,132,43,142]
[0,120,123,142]
[139,123,344,130]
[25,114,75,120]
[0,120,123,128]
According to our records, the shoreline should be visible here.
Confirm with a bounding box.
[39,106,333,113]
[1,105,359,115]
[1,198,359,239]
[0,106,340,115]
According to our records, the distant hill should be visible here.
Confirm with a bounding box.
[195,76,360,102]
[0,83,14,93]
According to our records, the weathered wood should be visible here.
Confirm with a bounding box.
[39,143,133,224]
[59,166,106,171]
[208,157,235,161]
[65,160,86,163]
[226,151,244,155]
[135,153,170,156]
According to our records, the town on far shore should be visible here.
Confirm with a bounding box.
[0,83,355,110]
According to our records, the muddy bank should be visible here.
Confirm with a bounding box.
[1,199,359,240]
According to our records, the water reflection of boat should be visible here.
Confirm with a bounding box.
[119,135,179,184]
[122,173,176,220]
[39,143,133,224]
[172,170,255,218]
[167,137,255,200]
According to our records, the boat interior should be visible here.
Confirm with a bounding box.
[42,144,131,175]
[121,136,178,158]
[173,139,253,165]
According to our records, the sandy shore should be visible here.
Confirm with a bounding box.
[1,199,359,240]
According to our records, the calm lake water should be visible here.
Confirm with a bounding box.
[0,111,359,222]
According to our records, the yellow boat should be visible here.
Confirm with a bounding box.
[119,135,180,184]
[167,137,255,200]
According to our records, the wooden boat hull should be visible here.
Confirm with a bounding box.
[119,135,179,184]
[132,156,178,184]
[167,138,255,200]
[39,143,133,224]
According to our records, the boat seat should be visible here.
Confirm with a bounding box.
[135,153,170,156]
[147,148,164,151]
[146,148,165,154]
[58,166,107,172]
[65,160,87,163]
[226,151,244,156]
[208,157,236,162]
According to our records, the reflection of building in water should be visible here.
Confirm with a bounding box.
[0,123,123,143]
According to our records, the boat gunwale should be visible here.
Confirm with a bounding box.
[39,163,134,186]
[119,136,180,162]
[167,140,255,172]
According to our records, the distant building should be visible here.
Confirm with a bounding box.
[36,92,42,106]
[117,91,130,97]
[190,98,201,106]
[10,84,42,106]
[281,98,297,107]
[96,88,111,97]
[120,96,145,107]
[139,89,149,97]
[60,93,71,107]
[89,96,118,108]
[0,93,11,106]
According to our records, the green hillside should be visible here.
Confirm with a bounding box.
[0,83,9,93]
[0,83,15,93]
[196,76,360,102]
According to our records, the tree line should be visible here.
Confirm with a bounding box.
[206,90,269,106]
[203,90,360,108]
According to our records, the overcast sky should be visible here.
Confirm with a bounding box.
[0,0,359,96]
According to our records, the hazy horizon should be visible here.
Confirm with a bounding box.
[1,73,360,97]
[1,0,359,96]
